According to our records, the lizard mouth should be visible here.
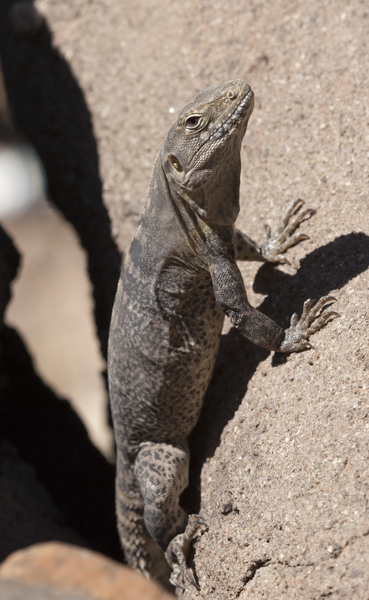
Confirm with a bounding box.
[188,85,254,170]
[208,88,254,142]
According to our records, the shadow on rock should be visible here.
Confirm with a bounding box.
[184,231,369,513]
[0,0,121,359]
[0,227,20,324]
[254,231,369,329]
[0,324,121,561]
[0,224,121,561]
[0,5,123,540]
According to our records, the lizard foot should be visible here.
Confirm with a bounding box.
[280,295,340,353]
[165,514,206,591]
[261,198,316,264]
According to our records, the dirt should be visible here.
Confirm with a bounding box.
[1,0,369,598]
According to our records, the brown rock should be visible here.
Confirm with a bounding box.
[0,578,91,600]
[1,0,369,598]
[0,542,174,600]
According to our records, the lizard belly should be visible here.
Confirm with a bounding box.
[109,265,224,454]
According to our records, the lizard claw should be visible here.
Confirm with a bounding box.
[279,294,339,353]
[262,223,272,241]
[165,513,206,591]
[272,253,291,266]
[193,514,208,527]
[166,543,200,591]
[260,199,315,263]
[303,341,314,350]
[169,565,200,591]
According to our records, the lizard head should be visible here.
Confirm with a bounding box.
[162,80,254,226]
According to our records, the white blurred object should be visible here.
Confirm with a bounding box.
[0,144,46,217]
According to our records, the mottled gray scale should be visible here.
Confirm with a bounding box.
[108,79,338,590]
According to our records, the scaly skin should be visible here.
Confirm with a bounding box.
[108,80,338,590]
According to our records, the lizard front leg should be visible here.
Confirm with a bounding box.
[235,198,315,264]
[210,258,338,353]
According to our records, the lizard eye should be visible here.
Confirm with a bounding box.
[185,115,202,129]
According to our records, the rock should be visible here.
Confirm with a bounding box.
[0,578,91,600]
[1,0,369,597]
[0,542,175,600]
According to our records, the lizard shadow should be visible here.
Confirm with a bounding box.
[182,231,369,514]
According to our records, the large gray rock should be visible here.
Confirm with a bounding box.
[1,0,369,598]
[0,579,90,600]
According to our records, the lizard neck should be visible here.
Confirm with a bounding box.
[144,148,239,261]
[143,153,203,253]
[161,135,242,227]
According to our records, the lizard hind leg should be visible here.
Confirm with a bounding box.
[134,440,203,589]
[115,452,171,586]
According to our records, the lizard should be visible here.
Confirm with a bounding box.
[108,79,338,591]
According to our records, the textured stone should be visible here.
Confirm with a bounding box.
[0,578,90,600]
[0,542,174,600]
[1,0,368,598]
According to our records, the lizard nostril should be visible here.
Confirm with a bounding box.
[227,91,237,100]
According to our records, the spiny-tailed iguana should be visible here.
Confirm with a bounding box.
[108,79,338,590]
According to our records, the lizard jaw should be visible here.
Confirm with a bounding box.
[208,88,254,142]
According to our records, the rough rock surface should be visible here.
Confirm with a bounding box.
[0,542,174,600]
[1,0,369,599]
[0,579,91,600]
